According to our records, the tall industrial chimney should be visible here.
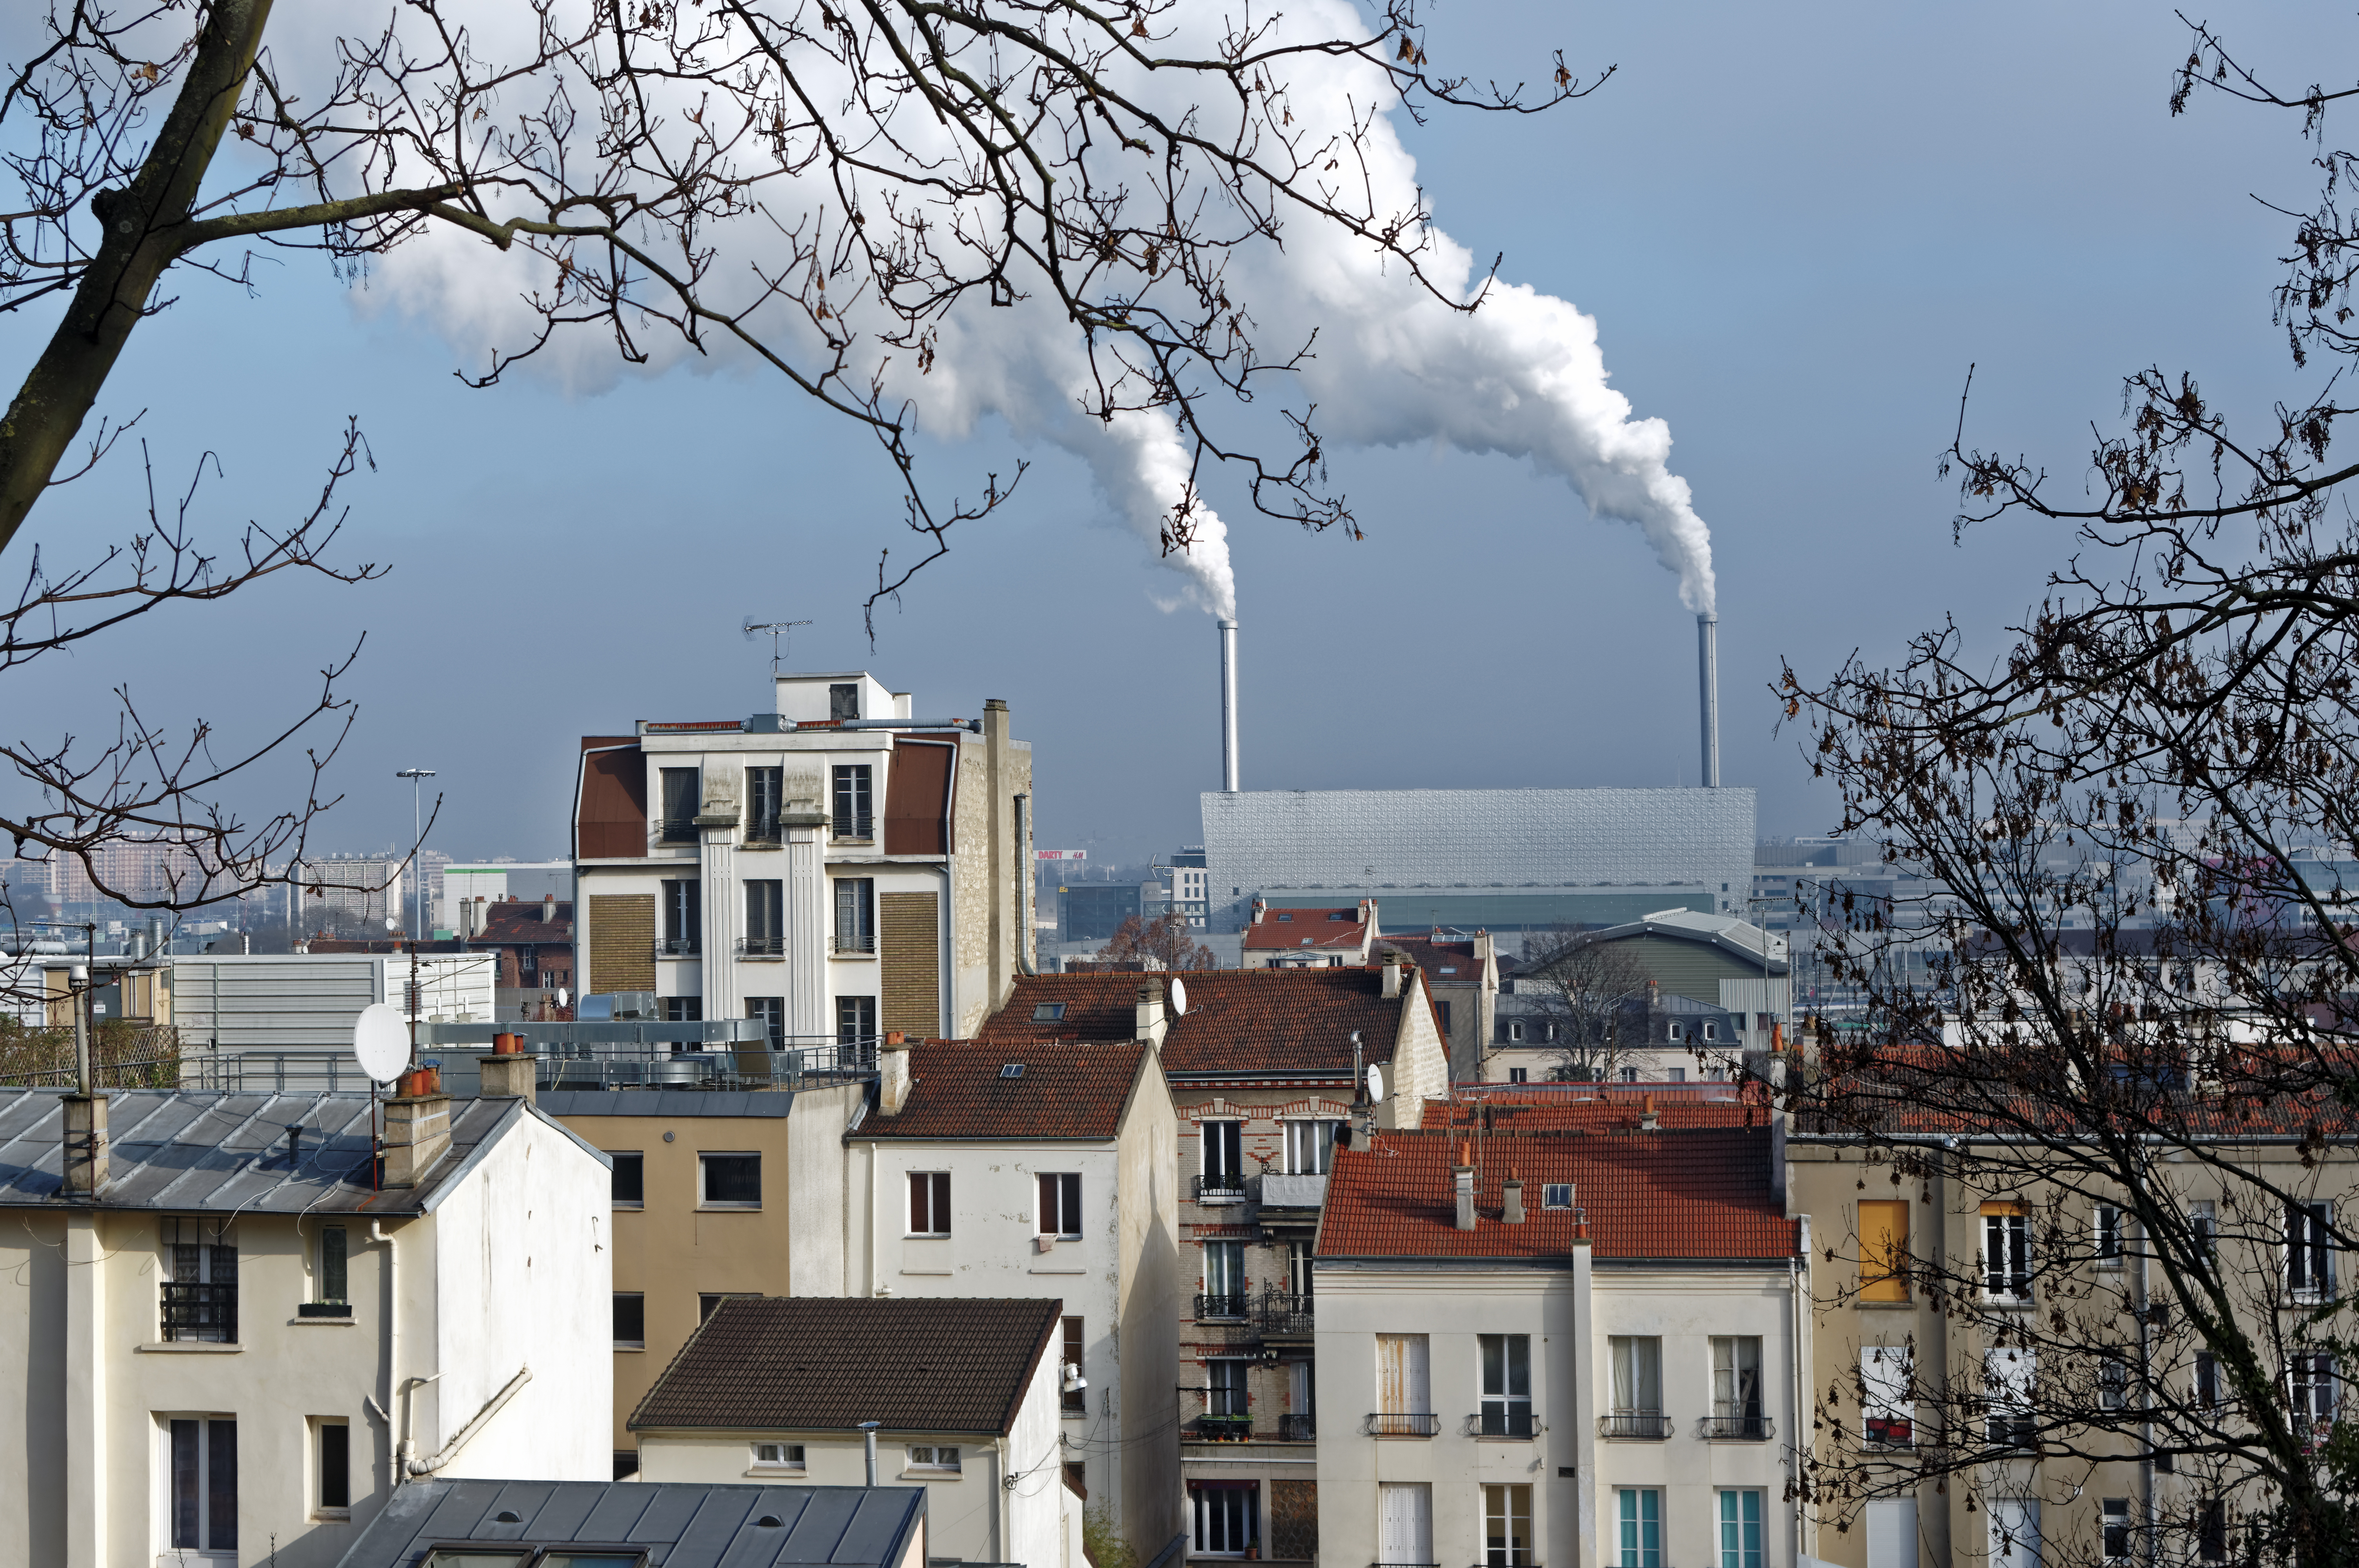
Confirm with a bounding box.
[1218,617,1240,793]
[1697,611,1721,789]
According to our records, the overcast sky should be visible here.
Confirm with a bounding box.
[6,1,2344,872]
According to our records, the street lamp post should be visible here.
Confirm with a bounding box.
[396,768,436,944]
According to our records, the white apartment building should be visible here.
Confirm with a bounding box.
[0,1082,611,1568]
[845,1034,1183,1563]
[572,673,1032,1045]
[1316,1127,1804,1568]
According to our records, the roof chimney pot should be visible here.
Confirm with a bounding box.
[879,1033,913,1116]
[1135,980,1168,1051]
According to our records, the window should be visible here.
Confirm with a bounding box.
[747,766,783,841]
[1985,1345,2035,1446]
[661,879,701,953]
[1711,1336,1765,1434]
[317,1224,348,1306]
[2095,1201,2123,1266]
[832,764,873,838]
[1377,1334,1433,1430]
[1507,1021,1524,1043]
[834,877,876,953]
[1479,1334,1533,1437]
[2100,1350,2129,1411]
[1667,1067,1687,1083]
[908,1172,951,1236]
[1209,1358,1251,1418]
[1988,1500,2041,1568]
[1378,1482,1431,1567]
[1861,1345,1913,1446]
[1666,1022,1683,1043]
[167,1417,237,1552]
[1063,1317,1087,1414]
[663,995,702,1023]
[1618,1066,1639,1083]
[700,1152,761,1208]
[1702,1021,1717,1042]
[610,1152,644,1207]
[2195,1352,2220,1410]
[2199,1499,2226,1563]
[1543,1184,1572,1209]
[745,880,785,956]
[2291,1351,2337,1427]
[752,1442,805,1470]
[1285,1240,1316,1299]
[613,1293,645,1347]
[1038,1172,1082,1237]
[837,995,876,1045]
[1508,1068,1528,1083]
[1717,1490,1763,1568]
[1982,1202,2030,1299]
[2191,1200,2217,1264]
[1616,1488,1662,1568]
[1196,1481,1260,1557]
[1438,1000,1454,1034]
[1483,1484,1533,1568]
[1000,1064,1025,1079]
[746,997,783,1048]
[907,1445,960,1471]
[660,767,700,842]
[1859,1200,1910,1302]
[1032,1002,1067,1022]
[2288,1201,2334,1300]
[162,1216,236,1343]
[316,1419,350,1514]
[1208,1118,1245,1193]
[1203,1241,1247,1315]
[1609,1336,1663,1419]
[1865,1499,1917,1568]
[829,682,862,721]
[1283,1119,1340,1175]
[2103,1498,2131,1562]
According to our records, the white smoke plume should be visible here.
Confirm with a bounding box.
[312,0,1710,619]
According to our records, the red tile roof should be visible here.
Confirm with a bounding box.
[982,969,1414,1076]
[1422,1089,1771,1134]
[849,1038,1152,1141]
[472,898,574,944]
[1244,908,1368,951]
[1318,1128,1798,1261]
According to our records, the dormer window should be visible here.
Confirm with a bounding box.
[1276,912,1294,922]
[1032,1003,1066,1022]
[1000,1064,1025,1079]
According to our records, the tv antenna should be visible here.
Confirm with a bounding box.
[743,617,814,677]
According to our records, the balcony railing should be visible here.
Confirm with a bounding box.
[1260,1172,1327,1208]
[832,814,874,840]
[161,1282,237,1343]
[744,813,783,846]
[657,817,700,844]
[1598,1411,1674,1441]
[1280,1414,1316,1442]
[739,936,786,958]
[1254,1291,1314,1334]
[1193,1414,1254,1442]
[1468,1409,1538,1439]
[1365,1412,1441,1437]
[1194,1173,1248,1205]
[834,933,877,955]
[1194,1292,1250,1321]
[1698,1414,1774,1441]
[658,937,700,956]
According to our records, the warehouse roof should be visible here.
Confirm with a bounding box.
[632,1297,1061,1436]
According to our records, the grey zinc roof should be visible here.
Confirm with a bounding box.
[538,1089,801,1118]
[0,1088,544,1215]
[329,1479,925,1568]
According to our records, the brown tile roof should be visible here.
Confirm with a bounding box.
[472,898,574,944]
[630,1297,1061,1436]
[1318,1128,1798,1262]
[1422,1088,1772,1134]
[850,1038,1151,1140]
[982,969,1413,1076]
[1382,936,1483,982]
[1244,907,1368,951]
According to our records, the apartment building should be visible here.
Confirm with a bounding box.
[845,1034,1181,1559]
[0,1083,610,1568]
[1240,900,1379,969]
[633,1296,1081,1568]
[1380,932,1501,1080]
[979,957,1455,1568]
[572,673,1032,1047]
[1315,1126,1803,1568]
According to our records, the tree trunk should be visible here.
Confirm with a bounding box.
[0,0,275,553]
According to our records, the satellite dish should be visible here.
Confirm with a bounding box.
[1169,977,1187,1017]
[352,1003,409,1084]
[1366,1063,1384,1102]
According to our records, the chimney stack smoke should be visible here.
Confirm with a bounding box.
[1218,617,1240,793]
[1697,612,1721,790]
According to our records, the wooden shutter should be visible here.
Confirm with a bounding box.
[588,895,656,994]
[1859,1200,1910,1302]
[576,743,648,859]
[880,891,940,1037]
[1379,1484,1430,1566]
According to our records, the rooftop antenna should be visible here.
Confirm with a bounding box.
[743,617,814,678]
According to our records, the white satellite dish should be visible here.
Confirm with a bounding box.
[1169,978,1187,1017]
[352,1003,409,1084]
[1366,1063,1384,1103]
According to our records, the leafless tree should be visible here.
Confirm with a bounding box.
[1095,909,1215,971]
[1519,926,1651,1082]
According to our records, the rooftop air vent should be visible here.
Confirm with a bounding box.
[1000,1064,1025,1079]
[494,1512,522,1524]
[756,1515,785,1529]
[1032,1003,1065,1022]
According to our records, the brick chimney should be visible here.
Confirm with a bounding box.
[880,1031,912,1116]
[1501,1168,1525,1224]
[478,1036,536,1103]
[1135,979,1168,1051]
[382,1069,453,1187]
[1453,1140,1476,1231]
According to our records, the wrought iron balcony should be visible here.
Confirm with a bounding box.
[657,817,700,845]
[832,813,874,840]
[1468,1409,1538,1439]
[1597,1411,1674,1441]
[739,936,787,958]
[161,1282,237,1343]
[744,813,783,846]
[1279,1414,1316,1442]
[1194,1173,1248,1205]
[1254,1291,1314,1334]
[1365,1412,1441,1437]
[1192,1414,1254,1443]
[834,933,877,955]
[1194,1292,1250,1321]
[1699,1414,1774,1441]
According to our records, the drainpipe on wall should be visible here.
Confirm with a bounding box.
[1790,1214,1812,1567]
[861,1421,881,1486]
[369,1221,399,1490]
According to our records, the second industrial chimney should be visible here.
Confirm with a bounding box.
[1218,617,1240,792]
[1697,611,1721,789]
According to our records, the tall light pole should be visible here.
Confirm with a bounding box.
[396,768,436,943]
